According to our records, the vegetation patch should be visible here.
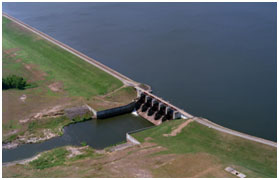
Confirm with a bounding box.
[3,75,28,90]
[5,134,18,143]
[29,147,69,169]
[29,116,71,132]
[68,147,101,162]
[71,112,92,123]
[3,120,21,131]
[133,119,277,178]
[27,146,100,170]
[80,141,87,147]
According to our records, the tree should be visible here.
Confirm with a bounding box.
[2,75,27,90]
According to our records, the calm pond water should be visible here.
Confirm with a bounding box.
[3,114,153,163]
[2,3,277,142]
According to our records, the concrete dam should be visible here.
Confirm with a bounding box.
[87,86,193,126]
[134,87,193,125]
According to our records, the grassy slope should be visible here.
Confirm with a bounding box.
[105,86,136,103]
[133,119,277,178]
[2,15,136,143]
[3,16,123,98]
[89,86,137,111]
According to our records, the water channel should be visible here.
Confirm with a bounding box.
[3,114,153,163]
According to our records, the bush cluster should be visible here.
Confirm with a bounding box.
[2,75,27,90]
[29,147,68,169]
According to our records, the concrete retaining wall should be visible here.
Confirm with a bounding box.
[126,126,155,145]
[96,102,136,119]
[85,104,97,117]
[126,133,141,145]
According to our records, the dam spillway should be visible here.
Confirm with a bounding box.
[135,88,186,125]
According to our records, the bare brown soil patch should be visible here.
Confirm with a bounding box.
[152,152,234,178]
[66,146,88,158]
[19,103,70,124]
[23,63,47,81]
[48,82,63,92]
[3,137,250,178]
[3,48,20,57]
[144,137,154,141]
[87,142,171,178]
[2,142,234,178]
[3,142,171,178]
[2,89,81,138]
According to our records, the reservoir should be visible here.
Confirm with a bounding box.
[3,114,153,163]
[2,3,277,141]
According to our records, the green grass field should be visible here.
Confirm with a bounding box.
[133,119,277,178]
[3,16,123,98]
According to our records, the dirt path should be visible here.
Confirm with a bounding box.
[101,85,126,98]
[163,119,194,137]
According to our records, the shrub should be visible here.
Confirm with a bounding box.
[2,75,27,90]
[72,112,92,123]
[81,141,87,146]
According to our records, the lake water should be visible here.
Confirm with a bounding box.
[2,2,277,142]
[3,114,153,163]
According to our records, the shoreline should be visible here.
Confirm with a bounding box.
[2,154,41,167]
[194,117,277,147]
[2,13,276,148]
